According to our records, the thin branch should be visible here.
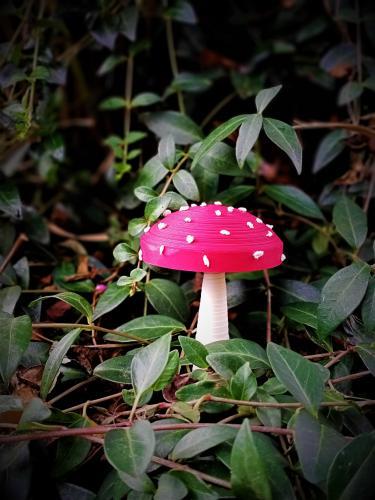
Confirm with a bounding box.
[330,370,371,384]
[47,376,96,405]
[0,233,28,274]
[32,322,149,343]
[165,16,185,114]
[61,392,123,413]
[0,422,293,445]
[324,348,352,369]
[293,121,375,139]
[200,91,237,128]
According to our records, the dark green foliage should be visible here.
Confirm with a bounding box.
[0,0,374,498]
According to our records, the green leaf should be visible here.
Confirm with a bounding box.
[333,195,367,248]
[113,243,138,263]
[104,421,155,477]
[263,118,302,174]
[0,313,32,387]
[136,155,169,188]
[131,333,171,397]
[99,96,128,110]
[132,92,161,107]
[93,355,133,384]
[134,186,158,202]
[255,85,282,113]
[255,391,281,428]
[93,283,130,321]
[97,55,126,76]
[317,262,370,338]
[266,342,329,414]
[281,302,318,329]
[295,410,347,485]
[0,183,22,219]
[327,432,375,500]
[144,111,203,145]
[158,135,175,169]
[171,72,211,93]
[154,473,187,500]
[235,114,263,168]
[31,292,93,322]
[191,114,249,168]
[173,170,200,201]
[97,470,130,500]
[276,279,321,304]
[179,336,208,368]
[171,425,237,460]
[152,350,179,391]
[167,1,197,25]
[105,315,185,343]
[338,81,363,106]
[362,278,375,334]
[207,353,248,380]
[231,419,272,500]
[230,362,257,400]
[206,339,269,370]
[128,217,148,237]
[40,329,81,399]
[216,185,255,205]
[0,285,21,314]
[144,194,171,222]
[145,279,189,322]
[168,471,217,499]
[313,130,347,173]
[193,142,252,177]
[356,344,375,376]
[264,184,324,220]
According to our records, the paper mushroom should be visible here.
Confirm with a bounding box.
[140,203,284,345]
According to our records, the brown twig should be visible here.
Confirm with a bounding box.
[47,222,109,242]
[0,233,28,274]
[330,370,371,385]
[324,348,352,369]
[47,376,96,405]
[293,121,375,139]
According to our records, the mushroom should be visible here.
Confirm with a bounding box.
[140,204,284,345]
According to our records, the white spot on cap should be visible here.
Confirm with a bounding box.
[184,217,191,223]
[227,206,234,213]
[186,235,195,244]
[159,245,165,255]
[200,202,207,206]
[191,203,197,207]
[253,250,264,259]
[266,224,273,229]
[158,222,167,230]
[256,217,263,223]
[179,205,189,211]
[281,253,286,262]
[143,226,150,233]
[247,221,254,229]
[266,231,273,237]
[220,229,230,235]
[163,209,171,216]
[214,201,222,205]
[138,249,143,261]
[203,255,210,267]
[238,207,247,212]
[215,210,222,216]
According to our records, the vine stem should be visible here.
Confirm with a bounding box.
[47,376,96,405]
[200,91,237,128]
[165,16,185,114]
[0,233,28,275]
[27,0,46,130]
[293,121,375,139]
[32,322,149,343]
[122,54,134,171]
[0,422,293,445]
[159,153,189,196]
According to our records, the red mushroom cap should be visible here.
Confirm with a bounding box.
[140,204,284,273]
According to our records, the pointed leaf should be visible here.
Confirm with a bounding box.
[154,473,187,500]
[93,355,133,384]
[263,118,302,174]
[327,432,375,500]
[281,302,318,329]
[317,262,370,338]
[131,334,171,396]
[267,342,329,414]
[173,170,200,201]
[235,114,263,167]
[171,425,237,460]
[333,195,367,248]
[179,336,208,368]
[158,135,176,169]
[255,85,282,113]
[231,419,272,500]
[191,115,249,168]
[295,410,347,485]
[0,313,32,386]
[31,292,93,322]
[104,421,155,477]
[93,283,130,320]
[264,184,324,220]
[362,278,375,334]
[313,130,347,173]
[230,362,257,400]
[145,279,189,322]
[40,328,81,399]
[105,315,185,343]
[0,285,21,314]
[144,111,203,145]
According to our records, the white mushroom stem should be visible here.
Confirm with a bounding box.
[196,273,229,344]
